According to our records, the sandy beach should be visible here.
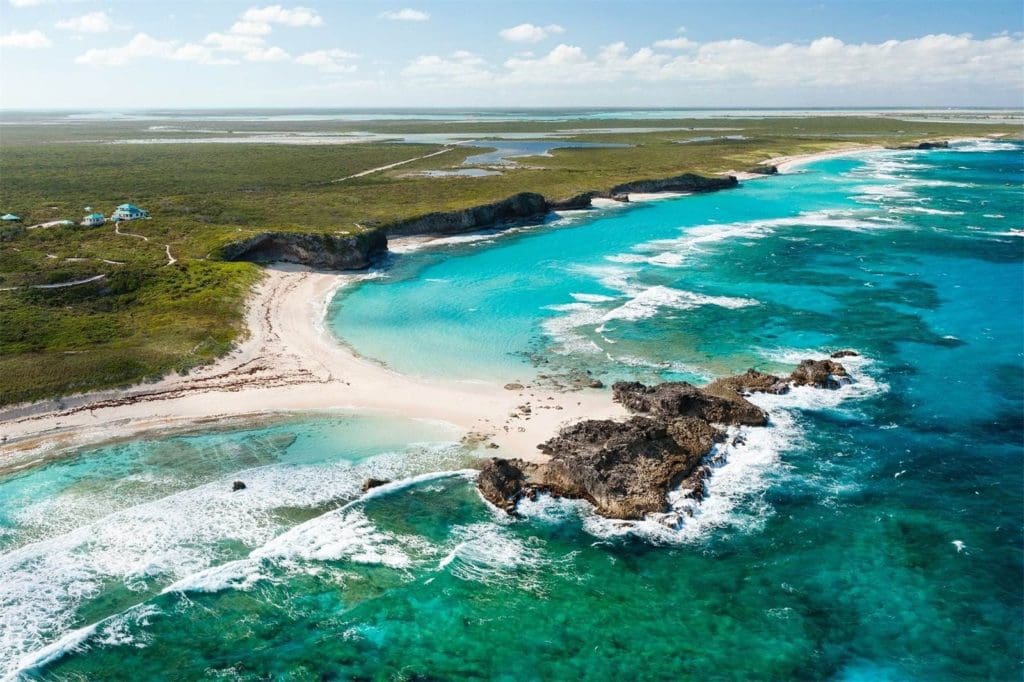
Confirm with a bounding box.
[0,262,628,470]
[0,144,898,467]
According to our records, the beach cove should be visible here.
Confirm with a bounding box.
[0,140,1021,679]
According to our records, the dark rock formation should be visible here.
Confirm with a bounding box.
[607,173,738,196]
[887,140,950,150]
[385,192,549,237]
[789,359,851,389]
[219,230,387,270]
[479,415,722,519]
[478,356,853,520]
[746,164,779,175]
[232,480,247,492]
[361,478,392,493]
[830,349,859,359]
[702,369,790,398]
[547,192,597,211]
[611,380,768,426]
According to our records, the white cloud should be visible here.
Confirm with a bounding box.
[204,31,265,53]
[295,48,357,73]
[380,8,429,22]
[245,45,290,62]
[56,11,114,34]
[403,33,1023,101]
[402,50,491,86]
[75,33,176,66]
[236,5,323,34]
[229,20,273,36]
[499,23,565,43]
[0,29,52,48]
[652,37,695,50]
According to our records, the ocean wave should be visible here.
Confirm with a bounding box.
[0,445,469,677]
[542,285,757,354]
[951,139,1019,152]
[436,522,553,593]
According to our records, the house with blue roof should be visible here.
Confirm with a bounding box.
[110,203,149,221]
[81,213,105,227]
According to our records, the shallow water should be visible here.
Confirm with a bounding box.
[3,140,1022,680]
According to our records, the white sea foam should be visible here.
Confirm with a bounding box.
[0,444,468,678]
[891,206,965,216]
[542,285,757,354]
[570,292,617,303]
[951,139,1018,152]
[601,286,757,324]
[436,522,551,592]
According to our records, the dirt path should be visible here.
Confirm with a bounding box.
[114,221,149,241]
[0,274,106,292]
[330,147,457,183]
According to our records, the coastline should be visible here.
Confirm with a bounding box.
[0,143,895,466]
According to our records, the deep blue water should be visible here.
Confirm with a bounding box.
[1,140,1021,680]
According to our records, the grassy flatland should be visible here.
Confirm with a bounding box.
[0,115,1018,405]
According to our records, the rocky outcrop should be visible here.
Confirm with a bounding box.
[611,380,768,426]
[385,192,549,237]
[702,369,790,399]
[478,356,853,520]
[546,192,597,211]
[887,140,950,150]
[789,359,850,389]
[746,164,779,175]
[479,415,722,519]
[219,230,387,270]
[361,478,391,492]
[607,173,738,196]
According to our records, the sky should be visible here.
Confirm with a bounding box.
[0,0,1022,109]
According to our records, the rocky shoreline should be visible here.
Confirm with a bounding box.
[218,172,738,267]
[477,354,856,520]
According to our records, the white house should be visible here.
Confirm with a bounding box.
[81,213,105,227]
[110,203,149,221]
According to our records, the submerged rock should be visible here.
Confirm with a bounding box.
[232,481,246,492]
[361,478,392,493]
[830,349,859,359]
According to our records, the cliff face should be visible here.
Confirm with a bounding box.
[219,230,387,270]
[385,192,549,237]
[607,173,738,196]
[217,172,739,267]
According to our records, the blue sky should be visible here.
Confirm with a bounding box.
[1,1,1022,109]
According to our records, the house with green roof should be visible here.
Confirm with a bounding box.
[110,203,149,221]
[81,213,105,227]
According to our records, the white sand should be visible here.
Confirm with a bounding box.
[0,263,625,467]
[0,142,907,466]
[724,144,884,180]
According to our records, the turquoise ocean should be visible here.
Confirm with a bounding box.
[1,140,1021,680]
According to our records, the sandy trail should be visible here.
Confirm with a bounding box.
[331,147,455,182]
[0,264,624,468]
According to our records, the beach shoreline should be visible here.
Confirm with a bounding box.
[0,143,898,466]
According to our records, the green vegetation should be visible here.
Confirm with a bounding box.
[0,114,1018,404]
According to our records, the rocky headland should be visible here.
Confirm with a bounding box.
[217,173,738,269]
[477,355,856,520]
[219,230,387,269]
